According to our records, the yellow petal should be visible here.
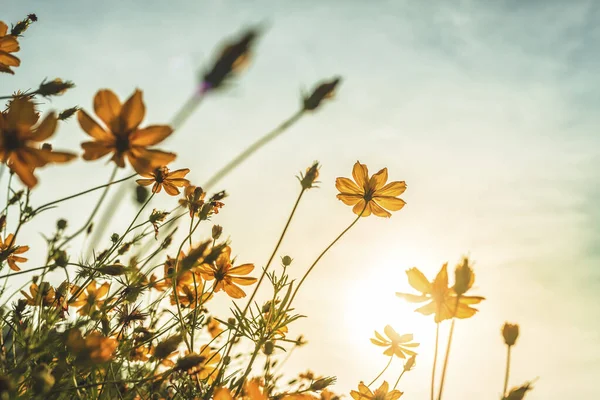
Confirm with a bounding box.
[129,125,173,146]
[78,110,113,140]
[7,97,38,131]
[228,263,254,275]
[0,36,19,53]
[352,161,369,190]
[27,112,57,142]
[335,177,362,195]
[376,180,406,197]
[0,50,20,67]
[336,193,362,206]
[369,201,391,218]
[383,325,399,341]
[368,167,388,191]
[352,199,370,216]
[433,263,449,293]
[120,89,145,132]
[405,268,432,294]
[374,196,406,212]
[93,89,122,132]
[0,22,7,36]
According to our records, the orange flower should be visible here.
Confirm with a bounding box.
[396,264,484,323]
[350,381,402,400]
[78,89,175,174]
[20,282,55,307]
[370,325,418,359]
[181,345,221,382]
[136,166,190,195]
[170,283,213,309]
[336,161,406,218]
[0,233,28,271]
[71,281,110,316]
[0,97,76,187]
[0,22,20,74]
[206,317,223,338]
[199,246,257,299]
[67,329,117,363]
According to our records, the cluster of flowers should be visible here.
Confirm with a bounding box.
[0,13,534,400]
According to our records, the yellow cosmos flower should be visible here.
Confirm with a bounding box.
[0,22,20,74]
[0,233,29,271]
[71,281,110,316]
[350,381,403,400]
[136,166,190,195]
[336,161,406,217]
[78,89,175,174]
[179,185,206,217]
[170,283,213,309]
[395,264,485,323]
[199,246,257,299]
[370,325,418,359]
[0,97,76,188]
[183,345,221,382]
[206,317,223,338]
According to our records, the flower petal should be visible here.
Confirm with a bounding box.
[27,112,57,142]
[93,89,122,132]
[376,180,407,197]
[228,263,254,275]
[335,177,362,195]
[405,268,432,294]
[127,148,176,174]
[352,199,370,217]
[374,196,406,212]
[352,161,369,190]
[120,89,145,132]
[78,110,113,140]
[81,141,115,161]
[130,125,173,146]
[230,276,257,286]
[7,97,38,131]
[369,167,388,191]
[336,193,362,206]
[369,201,392,218]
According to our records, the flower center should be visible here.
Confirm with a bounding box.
[2,130,23,152]
[115,135,130,153]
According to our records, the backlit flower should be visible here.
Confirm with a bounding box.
[71,281,110,316]
[370,325,418,359]
[336,161,406,217]
[207,317,223,338]
[350,381,402,400]
[179,185,206,217]
[395,264,485,323]
[0,233,28,271]
[67,329,117,364]
[503,381,535,400]
[0,22,20,74]
[0,97,76,187]
[182,345,221,382]
[78,89,175,174]
[199,246,257,299]
[20,282,54,307]
[136,166,190,195]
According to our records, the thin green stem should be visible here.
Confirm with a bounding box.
[437,319,456,400]
[431,322,440,400]
[170,93,205,131]
[393,370,406,390]
[203,109,305,191]
[368,356,393,387]
[503,345,512,396]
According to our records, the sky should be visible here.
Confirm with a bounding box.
[2,0,600,398]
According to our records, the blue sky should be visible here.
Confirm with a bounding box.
[3,0,600,398]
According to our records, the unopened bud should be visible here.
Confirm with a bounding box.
[58,106,79,121]
[404,354,416,372]
[281,255,293,267]
[37,78,74,97]
[298,161,320,190]
[263,340,275,355]
[212,225,223,240]
[98,263,127,276]
[303,77,341,111]
[310,377,336,391]
[502,323,519,346]
[56,219,67,230]
[453,257,474,296]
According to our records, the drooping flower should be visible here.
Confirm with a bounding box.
[136,166,190,195]
[350,381,403,400]
[78,89,175,174]
[199,246,257,299]
[336,161,406,217]
[0,233,28,271]
[70,281,110,316]
[395,264,485,323]
[0,97,76,187]
[370,325,419,359]
[179,185,206,217]
[0,22,20,74]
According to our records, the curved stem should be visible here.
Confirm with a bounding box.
[393,370,406,390]
[203,109,305,191]
[368,356,393,387]
[503,345,512,396]
[437,319,456,400]
[431,323,440,400]
[58,166,120,248]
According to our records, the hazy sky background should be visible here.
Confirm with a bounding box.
[3,0,600,398]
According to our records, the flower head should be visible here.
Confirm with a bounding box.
[336,161,406,217]
[20,282,54,307]
[71,281,110,316]
[396,264,485,323]
[502,323,520,347]
[370,325,418,359]
[503,381,535,400]
[136,166,190,195]
[199,246,257,298]
[0,233,28,271]
[350,381,403,400]
[0,97,76,187]
[67,329,117,364]
[0,22,20,74]
[179,185,206,217]
[303,77,341,111]
[78,89,175,174]
[179,345,221,382]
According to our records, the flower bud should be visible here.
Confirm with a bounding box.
[303,77,341,111]
[310,376,336,391]
[212,225,223,240]
[298,161,320,190]
[263,340,275,355]
[58,106,79,121]
[37,78,74,97]
[281,255,293,267]
[98,263,127,276]
[403,354,416,372]
[453,257,474,296]
[56,219,67,230]
[32,364,55,394]
[135,185,150,204]
[502,323,519,346]
[154,335,182,360]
